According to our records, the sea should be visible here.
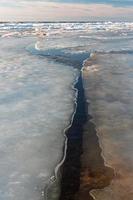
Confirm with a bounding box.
[0,22,133,200]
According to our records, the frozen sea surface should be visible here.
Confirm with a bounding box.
[0,37,78,200]
[83,53,133,200]
[0,22,133,200]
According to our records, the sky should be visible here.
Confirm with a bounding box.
[0,0,133,21]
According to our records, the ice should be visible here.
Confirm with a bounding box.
[0,37,78,200]
[1,21,133,200]
[83,53,133,200]
[1,22,133,38]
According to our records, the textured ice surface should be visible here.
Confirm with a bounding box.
[0,37,78,200]
[1,22,133,40]
[0,22,133,32]
[1,22,133,200]
[83,53,133,200]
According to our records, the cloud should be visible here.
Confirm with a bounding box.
[17,0,133,7]
[0,1,133,21]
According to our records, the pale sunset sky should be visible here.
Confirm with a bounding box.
[0,0,133,21]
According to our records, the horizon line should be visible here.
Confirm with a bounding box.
[0,20,133,23]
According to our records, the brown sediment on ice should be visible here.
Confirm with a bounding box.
[82,52,133,200]
[59,53,114,200]
[76,120,114,200]
[76,53,114,200]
